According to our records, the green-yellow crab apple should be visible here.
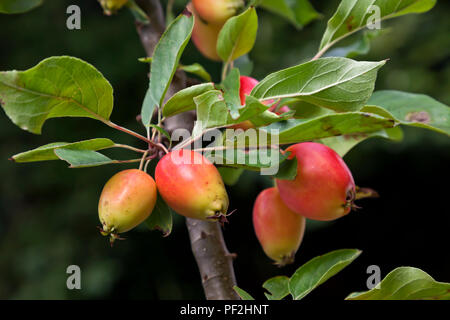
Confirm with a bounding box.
[98,169,157,243]
[276,142,356,221]
[192,0,244,25]
[253,187,306,266]
[189,3,222,61]
[98,0,128,15]
[155,149,229,221]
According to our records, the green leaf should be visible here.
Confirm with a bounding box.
[11,138,115,163]
[319,0,437,53]
[346,267,450,300]
[286,99,403,156]
[192,90,267,136]
[54,149,114,168]
[242,96,288,127]
[258,112,396,146]
[0,56,113,134]
[249,109,294,128]
[320,127,403,157]
[325,29,384,59]
[192,90,228,136]
[218,167,244,186]
[145,193,173,237]
[209,147,288,172]
[260,0,321,29]
[217,7,258,62]
[141,12,194,126]
[367,90,450,136]
[263,276,290,300]
[179,63,212,82]
[163,82,215,118]
[285,100,332,119]
[233,286,255,300]
[0,0,42,14]
[289,249,362,300]
[273,156,297,180]
[251,57,386,112]
[222,68,242,120]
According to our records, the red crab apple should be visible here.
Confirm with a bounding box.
[192,0,244,25]
[233,76,287,130]
[276,142,356,221]
[98,169,157,244]
[155,149,229,221]
[253,187,306,265]
[239,76,260,105]
[189,3,222,61]
[232,76,261,130]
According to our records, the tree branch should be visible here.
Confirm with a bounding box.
[134,0,239,300]
[186,219,239,300]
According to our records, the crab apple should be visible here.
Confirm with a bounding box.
[155,149,229,221]
[192,0,244,25]
[276,142,356,221]
[232,75,290,129]
[98,169,157,244]
[239,76,260,105]
[189,3,222,61]
[232,76,260,130]
[253,187,306,266]
[98,0,128,15]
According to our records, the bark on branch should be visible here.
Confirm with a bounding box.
[134,0,239,300]
[186,219,239,300]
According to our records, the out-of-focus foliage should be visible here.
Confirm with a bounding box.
[0,0,449,299]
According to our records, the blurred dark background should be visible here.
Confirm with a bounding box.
[0,0,449,299]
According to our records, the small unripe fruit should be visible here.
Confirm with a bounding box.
[98,169,157,244]
[98,0,128,15]
[189,3,222,61]
[253,187,306,266]
[276,142,356,221]
[155,149,229,221]
[193,0,244,25]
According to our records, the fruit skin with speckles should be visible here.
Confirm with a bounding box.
[189,3,223,61]
[253,187,306,266]
[192,0,244,25]
[98,169,157,243]
[155,149,229,221]
[276,142,356,221]
[98,0,128,15]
